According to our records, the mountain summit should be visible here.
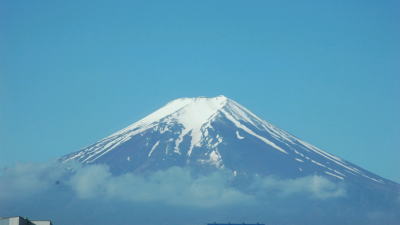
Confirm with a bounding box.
[62,96,394,188]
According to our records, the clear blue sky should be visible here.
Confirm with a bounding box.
[1,1,399,182]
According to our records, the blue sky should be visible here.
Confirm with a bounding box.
[1,1,399,182]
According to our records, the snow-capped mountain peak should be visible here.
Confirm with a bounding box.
[100,95,286,157]
[114,95,228,137]
[61,96,392,187]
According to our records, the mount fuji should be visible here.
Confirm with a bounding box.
[1,95,394,225]
[61,96,398,191]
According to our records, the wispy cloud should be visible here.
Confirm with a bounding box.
[0,162,70,200]
[251,175,346,199]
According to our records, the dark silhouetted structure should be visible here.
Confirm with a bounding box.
[208,223,265,225]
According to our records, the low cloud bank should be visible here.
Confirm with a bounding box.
[0,161,344,206]
[1,161,398,225]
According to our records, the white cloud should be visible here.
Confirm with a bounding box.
[68,164,111,199]
[68,165,253,207]
[252,175,346,199]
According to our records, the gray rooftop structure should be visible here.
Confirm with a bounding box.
[0,217,52,225]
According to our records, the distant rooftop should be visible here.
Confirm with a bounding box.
[0,216,53,225]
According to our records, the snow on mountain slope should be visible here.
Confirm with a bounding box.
[61,96,393,187]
